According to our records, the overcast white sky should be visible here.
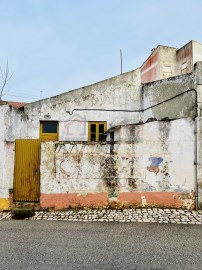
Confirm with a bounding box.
[0,0,202,102]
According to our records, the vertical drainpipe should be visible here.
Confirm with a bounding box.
[195,117,198,210]
[194,85,199,211]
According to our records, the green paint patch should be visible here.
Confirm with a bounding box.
[108,191,119,198]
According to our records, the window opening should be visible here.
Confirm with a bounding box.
[88,122,107,142]
[40,121,59,141]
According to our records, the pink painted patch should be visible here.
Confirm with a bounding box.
[40,193,108,210]
[141,65,158,83]
[118,191,195,209]
[40,191,195,210]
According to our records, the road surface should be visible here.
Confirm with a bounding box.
[0,220,201,270]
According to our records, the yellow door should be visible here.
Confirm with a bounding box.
[13,139,40,202]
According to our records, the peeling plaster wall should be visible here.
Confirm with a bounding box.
[40,118,195,210]
[22,65,197,142]
[195,62,202,209]
[4,106,28,141]
[141,46,177,83]
[0,59,201,211]
[140,42,202,83]
[0,106,7,201]
[0,105,27,209]
[141,49,160,83]
[159,46,177,79]
[197,84,202,208]
[24,69,142,141]
[16,54,199,142]
[192,41,202,67]
[142,73,196,122]
[176,42,193,75]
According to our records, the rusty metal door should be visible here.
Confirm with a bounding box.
[13,139,40,202]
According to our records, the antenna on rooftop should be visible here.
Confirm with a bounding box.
[120,49,123,74]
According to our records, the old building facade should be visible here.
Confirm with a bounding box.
[1,40,202,210]
[141,40,202,83]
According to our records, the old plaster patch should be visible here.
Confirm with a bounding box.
[147,157,163,175]
[141,196,148,207]
[180,194,195,209]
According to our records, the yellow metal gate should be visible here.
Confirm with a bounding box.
[13,139,40,202]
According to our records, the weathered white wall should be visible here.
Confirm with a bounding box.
[22,65,196,143]
[0,105,27,206]
[142,73,196,122]
[0,106,7,199]
[24,68,142,140]
[192,41,202,67]
[159,46,177,79]
[176,41,193,75]
[195,62,202,209]
[40,142,110,194]
[115,119,195,192]
[0,54,201,210]
[197,84,202,208]
[3,142,15,197]
[41,118,195,209]
[10,43,201,143]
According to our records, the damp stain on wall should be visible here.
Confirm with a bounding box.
[102,156,118,196]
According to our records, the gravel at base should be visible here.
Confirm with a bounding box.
[1,208,202,224]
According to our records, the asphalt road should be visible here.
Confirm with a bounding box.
[0,221,201,270]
